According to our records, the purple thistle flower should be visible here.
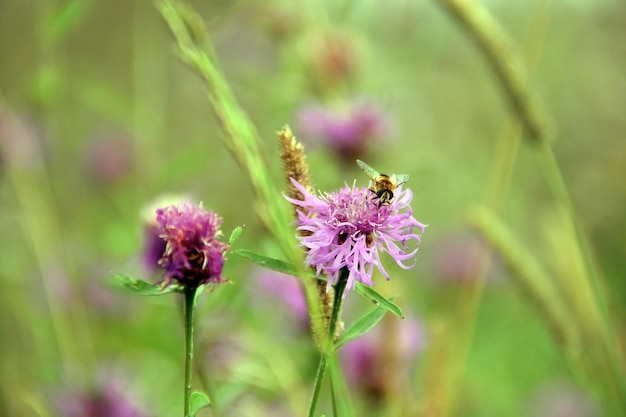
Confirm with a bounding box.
[155,202,228,288]
[286,178,426,296]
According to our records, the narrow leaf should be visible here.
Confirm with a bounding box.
[234,249,298,276]
[355,282,404,318]
[112,274,180,296]
[188,391,211,417]
[228,225,244,246]
[334,297,396,350]
[328,356,356,417]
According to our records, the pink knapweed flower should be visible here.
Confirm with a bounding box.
[286,178,425,296]
[156,202,228,288]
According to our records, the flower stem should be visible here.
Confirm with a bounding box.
[308,353,328,417]
[328,354,355,417]
[183,286,198,417]
[307,268,349,417]
[327,268,348,351]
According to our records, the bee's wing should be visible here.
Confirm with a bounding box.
[391,173,410,186]
[356,159,380,179]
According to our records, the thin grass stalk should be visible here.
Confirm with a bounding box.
[435,0,552,142]
[538,143,626,412]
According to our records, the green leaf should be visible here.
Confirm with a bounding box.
[234,249,298,276]
[354,282,404,318]
[187,391,211,417]
[334,297,397,350]
[228,225,244,246]
[112,274,180,296]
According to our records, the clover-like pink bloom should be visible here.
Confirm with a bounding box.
[286,179,426,296]
[156,202,228,288]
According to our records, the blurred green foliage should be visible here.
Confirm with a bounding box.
[1,0,625,416]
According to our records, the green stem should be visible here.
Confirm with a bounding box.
[183,286,197,417]
[326,269,348,351]
[328,355,355,417]
[307,268,349,417]
[308,353,328,417]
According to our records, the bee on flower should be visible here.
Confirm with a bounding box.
[356,159,409,207]
[285,163,426,296]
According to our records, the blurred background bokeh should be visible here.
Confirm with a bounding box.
[1,0,625,416]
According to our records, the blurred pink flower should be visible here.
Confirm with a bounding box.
[56,374,148,417]
[432,231,490,283]
[0,105,47,170]
[529,383,599,417]
[340,315,425,400]
[83,129,134,185]
[298,101,391,162]
[255,267,309,327]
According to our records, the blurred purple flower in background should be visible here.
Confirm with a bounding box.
[255,267,309,328]
[340,315,425,400]
[82,129,134,185]
[155,202,228,289]
[429,230,504,286]
[0,104,48,170]
[56,374,147,417]
[44,261,124,315]
[433,231,489,283]
[286,179,425,297]
[298,101,391,162]
[529,383,599,417]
